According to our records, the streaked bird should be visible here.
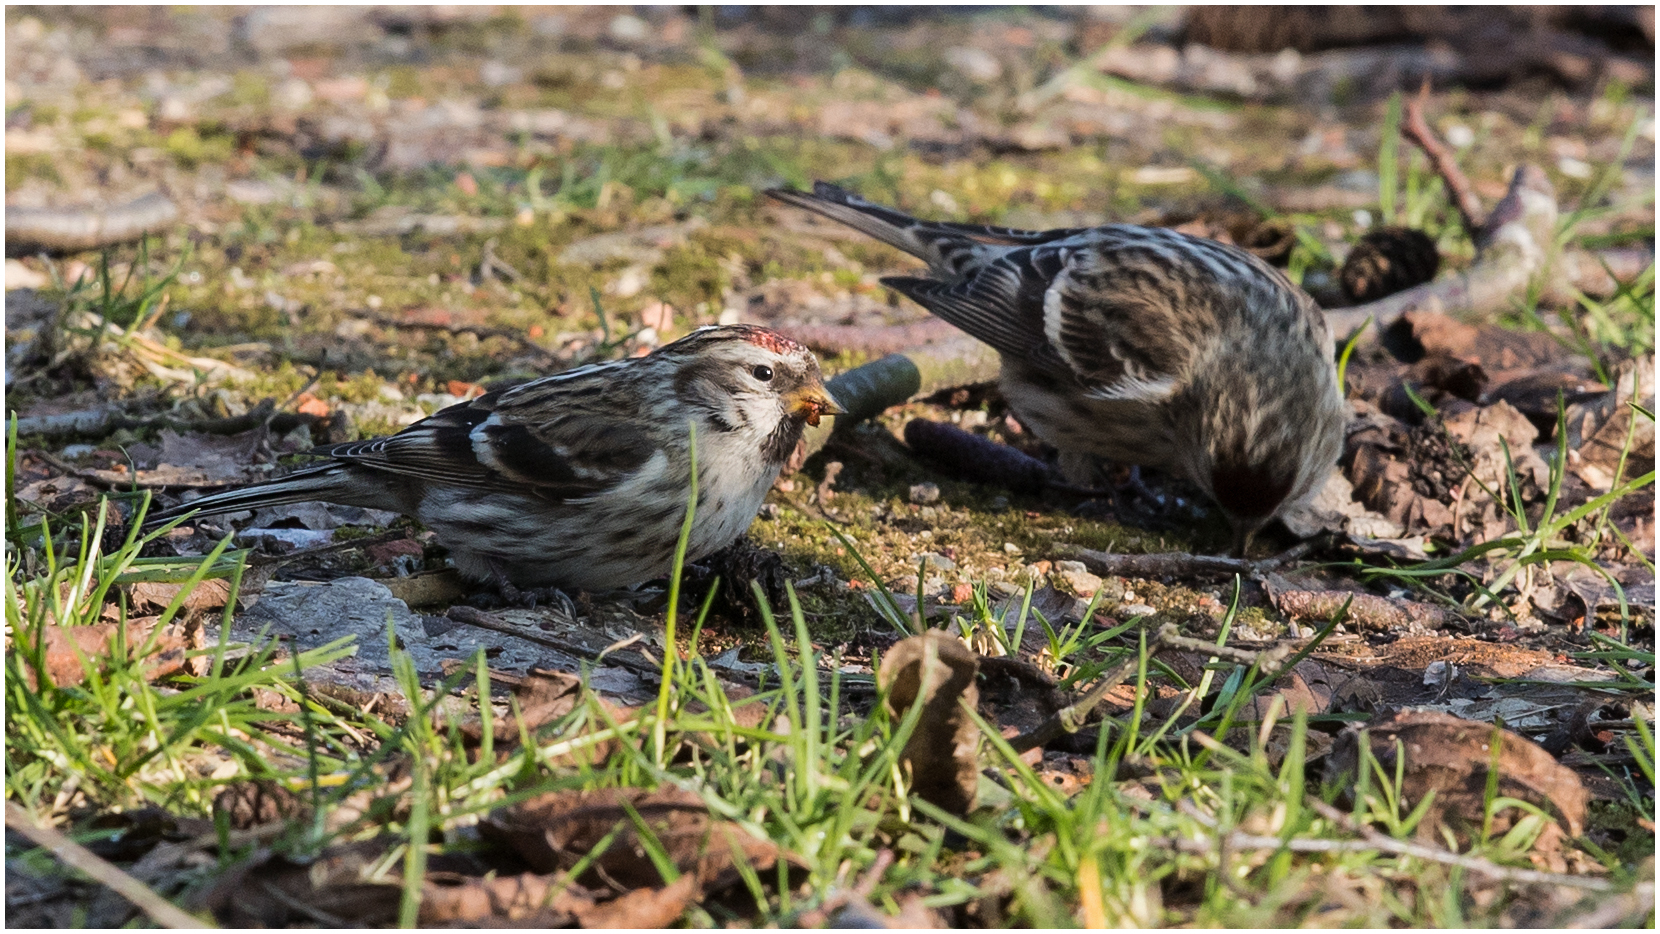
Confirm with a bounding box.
[768,181,1346,553]
[150,325,841,593]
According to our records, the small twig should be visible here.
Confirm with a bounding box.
[1008,625,1175,752]
[1154,623,1297,674]
[1300,796,1614,892]
[444,605,662,678]
[1402,82,1486,238]
[1059,540,1315,581]
[4,801,208,928]
[478,237,524,284]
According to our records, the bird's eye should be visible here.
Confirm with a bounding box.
[751,364,774,382]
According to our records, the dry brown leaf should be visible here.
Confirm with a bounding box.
[422,871,698,928]
[572,873,699,929]
[879,631,982,816]
[125,578,234,615]
[420,871,588,925]
[483,787,799,894]
[1325,710,1589,853]
[463,669,640,765]
[1395,310,1573,379]
[18,618,200,689]
[193,840,403,927]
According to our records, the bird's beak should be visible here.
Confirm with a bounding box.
[786,385,844,427]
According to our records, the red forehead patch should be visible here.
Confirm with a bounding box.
[739,326,803,355]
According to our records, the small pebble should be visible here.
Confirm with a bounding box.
[608,13,649,43]
[1003,542,1022,554]
[909,482,940,505]
[1118,603,1157,619]
[1054,567,1104,597]
[61,443,96,459]
[1557,156,1592,180]
[757,503,779,520]
[916,551,956,571]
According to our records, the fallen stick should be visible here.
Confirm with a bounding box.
[1057,540,1316,581]
[1401,83,1486,239]
[1270,587,1455,631]
[799,334,1001,457]
[13,398,328,441]
[782,319,959,356]
[5,192,179,256]
[904,418,1052,495]
[4,801,207,928]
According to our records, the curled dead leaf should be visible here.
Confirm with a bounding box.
[878,630,982,815]
[125,578,234,615]
[1325,709,1589,855]
[483,787,801,894]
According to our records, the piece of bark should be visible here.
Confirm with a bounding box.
[19,618,200,689]
[1269,587,1455,632]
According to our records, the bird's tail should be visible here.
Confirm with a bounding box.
[765,181,945,260]
[144,463,359,526]
[767,181,1086,274]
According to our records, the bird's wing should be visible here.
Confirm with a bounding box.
[879,245,1070,362]
[316,365,659,500]
[884,225,1248,401]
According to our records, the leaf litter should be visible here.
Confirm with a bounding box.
[3,5,1653,928]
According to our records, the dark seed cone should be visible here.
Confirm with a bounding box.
[903,418,1052,495]
[1232,217,1297,266]
[1339,226,1440,304]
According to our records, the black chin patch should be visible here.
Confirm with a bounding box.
[761,416,807,465]
[1210,463,1293,519]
